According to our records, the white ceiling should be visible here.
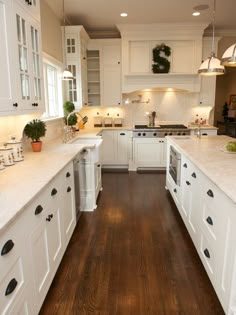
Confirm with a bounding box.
[44,0,236,37]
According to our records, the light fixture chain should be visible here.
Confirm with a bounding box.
[211,0,216,56]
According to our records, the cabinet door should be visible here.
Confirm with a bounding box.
[66,61,82,109]
[102,131,116,165]
[102,42,121,66]
[133,139,162,167]
[0,0,18,114]
[129,41,150,73]
[172,42,195,73]
[116,131,128,164]
[102,65,121,106]
[65,34,78,59]
[15,0,40,21]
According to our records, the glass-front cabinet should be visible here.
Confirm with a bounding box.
[15,4,43,111]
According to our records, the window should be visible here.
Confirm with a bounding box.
[42,53,63,119]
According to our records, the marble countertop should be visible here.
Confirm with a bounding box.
[0,140,96,233]
[187,125,218,130]
[167,135,236,203]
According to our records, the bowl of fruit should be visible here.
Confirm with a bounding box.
[225,141,236,153]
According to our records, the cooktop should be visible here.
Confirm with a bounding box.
[134,124,188,129]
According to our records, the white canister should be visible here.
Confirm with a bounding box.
[0,146,15,166]
[6,139,24,162]
[0,155,5,170]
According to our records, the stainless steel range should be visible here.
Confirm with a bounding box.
[133,124,190,138]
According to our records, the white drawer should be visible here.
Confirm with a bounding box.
[199,233,217,286]
[0,258,25,314]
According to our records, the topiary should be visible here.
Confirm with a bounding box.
[63,101,75,115]
[152,43,171,73]
[24,119,46,142]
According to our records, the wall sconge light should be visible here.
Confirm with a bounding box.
[131,95,150,104]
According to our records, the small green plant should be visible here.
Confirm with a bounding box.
[63,101,77,126]
[24,119,46,142]
[63,101,75,115]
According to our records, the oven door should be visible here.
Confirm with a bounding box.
[169,146,181,185]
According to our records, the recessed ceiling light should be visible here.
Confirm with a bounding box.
[120,12,128,17]
[192,11,200,16]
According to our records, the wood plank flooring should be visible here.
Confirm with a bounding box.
[39,172,225,315]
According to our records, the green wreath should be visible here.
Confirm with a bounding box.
[152,43,171,73]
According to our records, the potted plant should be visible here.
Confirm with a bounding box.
[24,119,47,152]
[63,101,78,130]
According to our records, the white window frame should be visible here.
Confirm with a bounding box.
[41,52,63,120]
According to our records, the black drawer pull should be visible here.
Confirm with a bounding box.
[13,102,18,107]
[206,216,213,226]
[67,186,72,192]
[202,133,208,136]
[51,188,58,196]
[5,278,18,296]
[35,205,43,215]
[204,248,210,259]
[66,172,71,178]
[120,133,125,136]
[173,188,177,193]
[46,216,51,222]
[49,214,53,219]
[183,163,187,168]
[1,240,14,256]
[186,181,191,186]
[191,172,196,178]
[207,189,214,198]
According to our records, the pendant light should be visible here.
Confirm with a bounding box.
[62,0,74,80]
[198,0,225,76]
[221,44,236,67]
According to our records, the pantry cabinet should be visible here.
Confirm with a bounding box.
[0,0,44,116]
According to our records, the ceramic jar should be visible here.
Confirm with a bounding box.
[0,146,15,166]
[6,139,24,162]
[0,155,5,170]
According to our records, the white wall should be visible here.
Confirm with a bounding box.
[79,91,214,128]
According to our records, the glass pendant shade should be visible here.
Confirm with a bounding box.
[221,44,236,67]
[62,68,74,80]
[198,54,225,76]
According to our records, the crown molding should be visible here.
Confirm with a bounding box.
[204,29,236,37]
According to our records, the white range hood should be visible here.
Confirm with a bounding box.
[117,23,208,94]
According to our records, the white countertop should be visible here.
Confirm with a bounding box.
[167,135,236,203]
[0,140,96,233]
[187,124,218,130]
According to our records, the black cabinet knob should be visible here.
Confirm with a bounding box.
[49,214,53,219]
[97,164,101,167]
[51,188,58,196]
[46,217,51,222]
[67,186,72,192]
[206,216,213,226]
[183,163,187,168]
[203,248,210,259]
[1,240,14,256]
[186,181,191,186]
[66,172,71,178]
[118,61,120,64]
[207,189,214,198]
[13,103,18,107]
[35,205,43,215]
[191,172,196,178]
[5,278,18,296]
[174,188,177,193]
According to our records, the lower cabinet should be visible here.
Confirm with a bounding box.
[133,138,166,169]
[0,161,77,314]
[102,130,129,167]
[166,141,236,315]
[190,128,217,136]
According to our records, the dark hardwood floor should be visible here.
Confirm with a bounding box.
[39,172,225,315]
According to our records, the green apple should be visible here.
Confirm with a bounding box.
[226,141,236,152]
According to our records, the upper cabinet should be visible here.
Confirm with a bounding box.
[15,0,40,21]
[64,26,89,109]
[117,24,207,93]
[0,0,44,116]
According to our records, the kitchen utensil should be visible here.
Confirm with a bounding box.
[0,145,15,166]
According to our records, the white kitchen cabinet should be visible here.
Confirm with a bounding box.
[180,156,201,246]
[133,138,166,169]
[87,50,101,106]
[166,139,236,314]
[15,0,40,21]
[102,130,129,166]
[0,0,18,114]
[190,128,218,136]
[102,65,121,106]
[129,41,150,74]
[0,0,44,116]
[64,26,89,109]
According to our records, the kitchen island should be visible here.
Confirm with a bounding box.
[166,135,236,315]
